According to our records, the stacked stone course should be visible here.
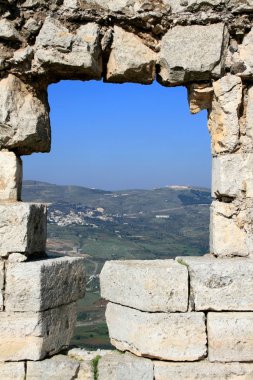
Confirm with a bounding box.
[1,0,253,378]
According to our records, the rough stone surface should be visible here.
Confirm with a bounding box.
[0,362,25,380]
[26,355,80,380]
[0,151,22,202]
[0,260,4,311]
[34,18,102,79]
[106,26,156,84]
[0,74,50,155]
[154,361,253,380]
[210,200,251,257]
[0,202,47,257]
[208,74,242,154]
[106,303,207,361]
[0,19,21,42]
[5,256,86,312]
[212,153,253,198]
[0,303,77,361]
[100,259,188,312]
[208,312,253,362]
[177,256,253,311]
[159,23,227,85]
[98,351,153,380]
[188,83,213,114]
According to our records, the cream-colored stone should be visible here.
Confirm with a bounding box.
[0,202,47,257]
[177,256,253,311]
[106,26,156,84]
[0,74,50,155]
[106,303,207,361]
[26,355,80,380]
[188,83,213,114]
[5,256,85,312]
[0,260,4,311]
[212,153,253,198]
[208,74,242,154]
[0,19,21,42]
[34,18,102,79]
[0,303,77,361]
[159,23,227,85]
[100,260,188,312]
[0,362,25,380]
[8,252,27,262]
[208,312,253,362]
[210,200,249,257]
[154,361,253,380]
[0,151,22,201]
[98,351,153,380]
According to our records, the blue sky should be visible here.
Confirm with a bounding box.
[23,80,211,190]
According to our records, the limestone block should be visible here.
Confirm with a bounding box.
[5,256,86,312]
[231,27,253,78]
[0,260,4,311]
[34,18,102,79]
[208,312,253,362]
[240,86,253,151]
[0,74,50,155]
[26,355,80,380]
[106,26,156,84]
[100,260,188,312]
[188,83,213,114]
[0,303,77,361]
[106,303,207,361]
[212,153,253,198]
[0,202,47,257]
[98,351,153,380]
[154,361,253,380]
[0,151,22,201]
[159,23,227,85]
[210,200,250,257]
[0,362,25,380]
[208,74,242,154]
[177,256,253,311]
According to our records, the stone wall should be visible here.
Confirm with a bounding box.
[1,0,253,378]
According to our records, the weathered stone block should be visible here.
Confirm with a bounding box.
[106,26,156,84]
[208,74,242,154]
[154,361,253,380]
[212,153,253,198]
[210,200,250,257]
[159,23,227,85]
[34,18,102,79]
[0,151,22,202]
[98,351,153,380]
[0,202,47,257]
[208,312,253,362]
[0,260,4,312]
[100,260,188,312]
[0,362,25,380]
[0,74,50,155]
[5,256,85,312]
[188,83,213,114]
[26,355,80,380]
[177,256,253,311]
[106,303,207,361]
[0,303,76,361]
